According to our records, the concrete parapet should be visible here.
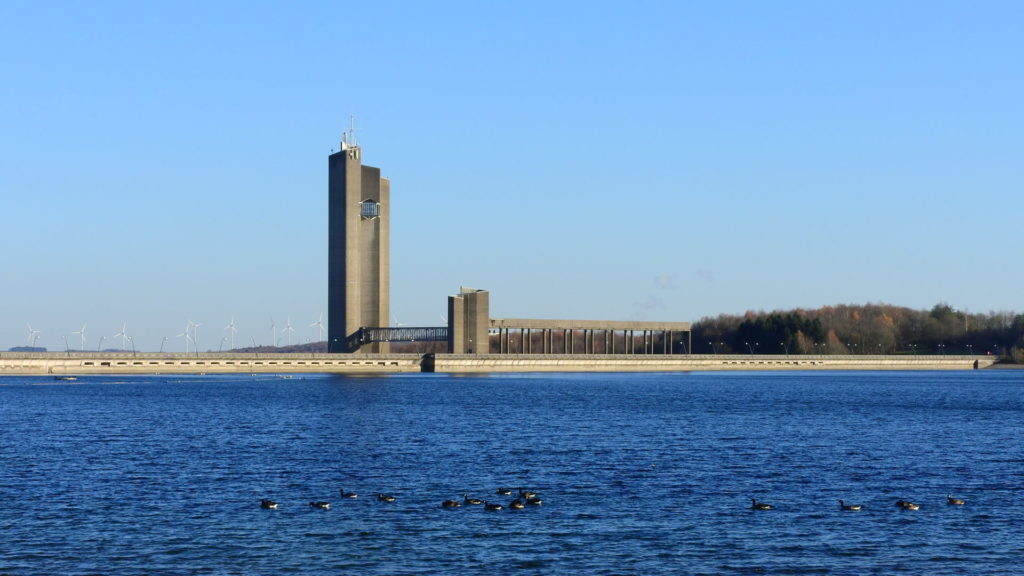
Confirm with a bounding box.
[0,352,424,376]
[0,352,998,376]
[428,354,998,373]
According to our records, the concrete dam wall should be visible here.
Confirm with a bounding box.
[0,352,998,376]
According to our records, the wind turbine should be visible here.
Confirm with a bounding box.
[26,324,41,348]
[113,322,129,350]
[283,317,295,346]
[189,320,202,352]
[392,314,407,328]
[97,335,105,352]
[269,317,278,347]
[224,316,237,350]
[177,323,193,353]
[310,313,325,342]
[72,324,87,351]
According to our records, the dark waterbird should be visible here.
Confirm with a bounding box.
[463,493,483,505]
[947,495,965,505]
[377,493,396,502]
[751,498,772,511]
[839,500,862,511]
[441,499,461,508]
[896,499,920,510]
[339,489,358,498]
[483,501,503,511]
[260,499,278,509]
[309,501,331,510]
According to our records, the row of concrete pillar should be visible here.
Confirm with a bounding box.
[494,329,690,355]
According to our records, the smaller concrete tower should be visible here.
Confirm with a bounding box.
[448,288,490,354]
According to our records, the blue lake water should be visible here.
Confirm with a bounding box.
[1,370,1022,575]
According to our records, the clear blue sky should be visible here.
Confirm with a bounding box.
[2,1,1021,351]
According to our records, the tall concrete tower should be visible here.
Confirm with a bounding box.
[327,128,389,353]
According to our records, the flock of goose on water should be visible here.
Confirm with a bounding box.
[751,495,966,511]
[259,486,544,512]
[258,489,965,513]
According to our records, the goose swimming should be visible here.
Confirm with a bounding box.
[839,500,862,511]
[896,499,920,510]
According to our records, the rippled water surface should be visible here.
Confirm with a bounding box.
[1,370,1022,575]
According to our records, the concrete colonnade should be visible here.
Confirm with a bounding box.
[492,326,691,355]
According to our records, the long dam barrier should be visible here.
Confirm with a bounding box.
[0,352,999,376]
[0,352,425,375]
[424,354,998,372]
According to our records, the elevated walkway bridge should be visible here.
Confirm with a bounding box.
[346,327,448,351]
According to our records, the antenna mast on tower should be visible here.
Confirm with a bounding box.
[341,114,358,151]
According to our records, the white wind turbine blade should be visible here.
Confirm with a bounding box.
[283,317,295,345]
[224,316,237,350]
[113,322,128,350]
[72,324,87,350]
[310,312,325,341]
[177,323,191,353]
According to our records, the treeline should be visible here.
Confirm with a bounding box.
[693,303,1024,361]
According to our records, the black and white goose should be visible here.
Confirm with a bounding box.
[896,499,920,510]
[839,500,862,511]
